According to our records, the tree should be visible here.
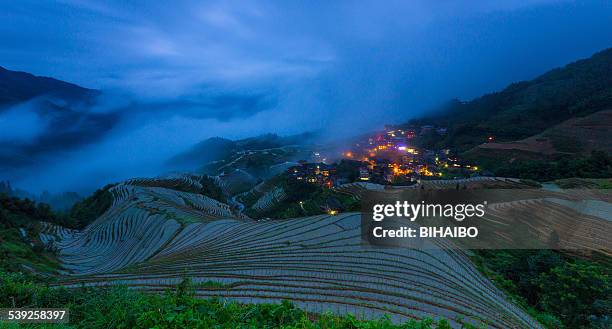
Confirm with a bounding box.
[538,262,610,328]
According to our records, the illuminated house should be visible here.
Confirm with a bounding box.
[359,167,370,181]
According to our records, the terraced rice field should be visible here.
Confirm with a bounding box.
[251,187,286,212]
[481,193,612,254]
[418,177,527,189]
[213,169,258,195]
[334,177,526,200]
[46,180,244,274]
[43,176,573,328]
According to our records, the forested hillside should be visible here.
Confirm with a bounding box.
[412,48,612,151]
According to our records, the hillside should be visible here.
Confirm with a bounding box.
[3,174,608,328]
[460,111,612,180]
[38,176,590,328]
[167,137,238,169]
[37,174,612,327]
[0,66,96,106]
[476,110,612,156]
[0,193,63,274]
[462,109,612,179]
[0,67,116,173]
[167,132,318,172]
[412,48,612,152]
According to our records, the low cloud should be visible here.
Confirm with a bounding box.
[0,88,283,194]
[1,0,611,194]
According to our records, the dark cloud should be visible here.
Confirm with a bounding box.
[119,92,277,122]
[0,0,611,193]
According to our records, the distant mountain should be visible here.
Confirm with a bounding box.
[167,137,238,169]
[0,66,96,106]
[411,48,612,152]
[0,181,82,211]
[167,132,317,170]
[0,67,118,172]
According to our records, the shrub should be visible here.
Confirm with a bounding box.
[0,273,457,329]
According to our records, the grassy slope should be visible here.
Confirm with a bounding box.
[0,274,468,329]
[0,228,58,275]
[0,194,63,275]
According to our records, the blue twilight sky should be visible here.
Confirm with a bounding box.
[0,0,611,193]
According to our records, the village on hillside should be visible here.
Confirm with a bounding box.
[287,125,485,188]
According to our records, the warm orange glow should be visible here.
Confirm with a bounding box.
[391,163,412,176]
[344,151,353,158]
[418,166,434,176]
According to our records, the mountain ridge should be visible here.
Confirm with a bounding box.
[167,132,318,170]
[0,66,97,106]
[411,47,612,152]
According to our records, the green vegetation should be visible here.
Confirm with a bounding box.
[472,250,611,328]
[0,194,61,275]
[553,178,612,189]
[246,174,360,219]
[1,194,68,228]
[67,184,115,229]
[0,228,58,275]
[411,48,612,152]
[482,150,612,181]
[174,133,315,174]
[0,274,468,329]
[336,160,363,182]
[68,175,227,228]
[242,150,290,176]
[197,176,226,202]
[408,49,612,182]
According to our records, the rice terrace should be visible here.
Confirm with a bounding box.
[1,2,611,328]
